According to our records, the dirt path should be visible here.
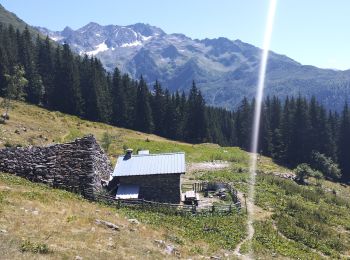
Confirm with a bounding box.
[232,191,272,259]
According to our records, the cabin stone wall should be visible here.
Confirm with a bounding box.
[0,135,112,199]
[118,174,182,203]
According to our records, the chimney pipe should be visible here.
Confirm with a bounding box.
[124,148,133,160]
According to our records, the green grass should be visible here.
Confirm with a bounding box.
[255,175,350,258]
[0,99,248,164]
[197,166,350,258]
[253,220,322,259]
[124,138,249,163]
[0,172,245,258]
[1,100,350,259]
[118,207,247,252]
[198,167,250,193]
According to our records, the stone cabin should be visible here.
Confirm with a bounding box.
[111,150,186,204]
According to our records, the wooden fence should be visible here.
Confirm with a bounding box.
[95,194,241,216]
[95,181,241,216]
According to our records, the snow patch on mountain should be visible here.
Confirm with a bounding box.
[85,42,109,56]
[121,40,142,48]
[50,36,62,42]
[141,35,152,41]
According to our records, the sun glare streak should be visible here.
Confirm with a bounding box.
[247,0,278,258]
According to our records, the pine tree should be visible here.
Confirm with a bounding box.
[18,28,44,104]
[234,97,252,150]
[1,65,28,118]
[122,74,137,128]
[37,36,54,107]
[288,96,311,166]
[0,47,9,97]
[269,96,283,160]
[134,76,153,133]
[259,103,272,155]
[185,81,207,143]
[110,67,127,126]
[338,103,350,181]
[163,90,178,138]
[151,80,165,136]
[278,97,293,164]
[52,44,82,115]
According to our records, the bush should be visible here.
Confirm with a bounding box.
[20,240,50,254]
[311,151,341,180]
[4,141,12,148]
[294,163,321,184]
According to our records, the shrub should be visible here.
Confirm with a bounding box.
[4,141,12,148]
[294,164,313,184]
[294,163,322,184]
[311,151,341,180]
[20,240,50,254]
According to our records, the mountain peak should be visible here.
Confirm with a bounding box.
[34,22,350,111]
[62,26,73,32]
[79,22,103,32]
[128,23,165,37]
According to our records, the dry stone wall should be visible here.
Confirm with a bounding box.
[118,174,182,203]
[0,135,112,199]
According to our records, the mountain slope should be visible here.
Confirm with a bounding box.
[0,4,41,36]
[37,22,350,110]
[0,100,349,259]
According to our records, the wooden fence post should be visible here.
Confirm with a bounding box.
[243,193,247,214]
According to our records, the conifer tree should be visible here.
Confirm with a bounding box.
[53,43,82,115]
[111,67,127,126]
[1,65,28,118]
[288,96,311,166]
[338,103,350,181]
[151,80,165,136]
[134,76,153,133]
[234,97,252,150]
[185,81,207,143]
[36,36,54,107]
[18,28,43,104]
[163,90,178,138]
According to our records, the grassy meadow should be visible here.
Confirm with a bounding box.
[0,100,350,259]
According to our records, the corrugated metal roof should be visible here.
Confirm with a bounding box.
[116,184,139,199]
[113,152,186,177]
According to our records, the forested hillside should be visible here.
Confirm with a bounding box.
[1,24,349,181]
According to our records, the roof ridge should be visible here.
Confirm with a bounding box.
[117,152,185,158]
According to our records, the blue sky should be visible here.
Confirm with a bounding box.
[2,0,350,70]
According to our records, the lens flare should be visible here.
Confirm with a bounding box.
[244,0,278,258]
[248,0,277,252]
